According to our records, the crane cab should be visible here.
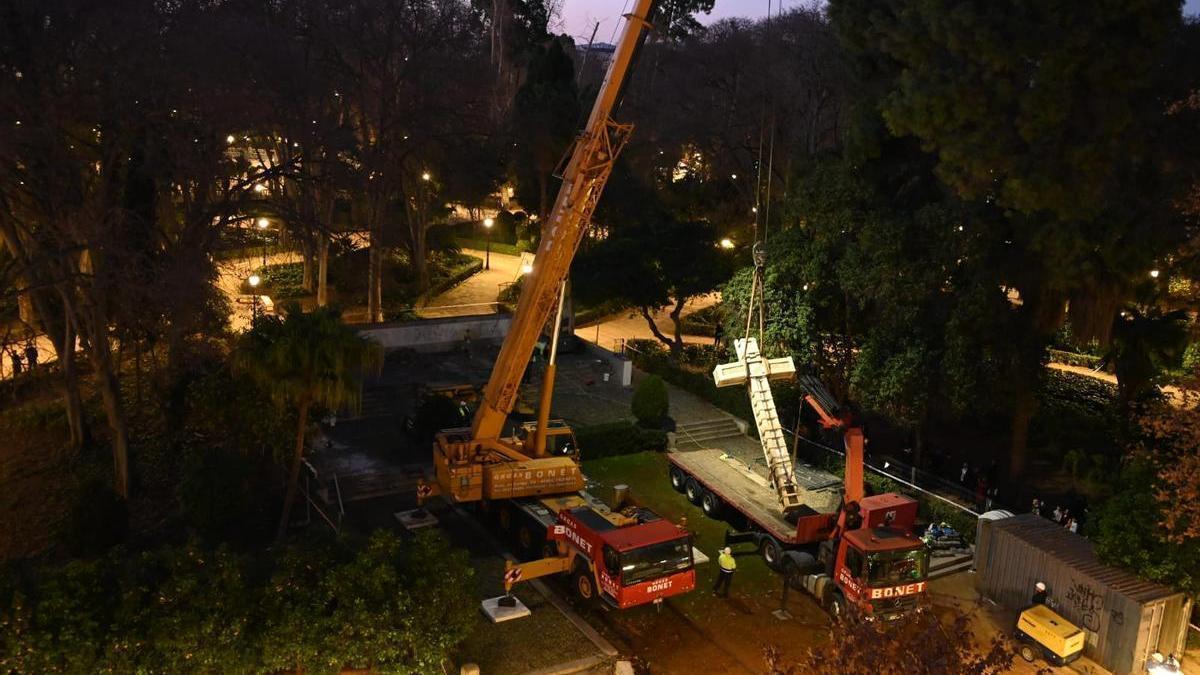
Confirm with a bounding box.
[515,419,579,459]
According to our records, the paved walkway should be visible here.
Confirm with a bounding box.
[416,249,523,318]
[215,251,303,331]
[574,294,718,352]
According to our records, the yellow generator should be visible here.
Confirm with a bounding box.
[1015,604,1085,666]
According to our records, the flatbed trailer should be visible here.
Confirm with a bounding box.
[667,446,929,618]
[668,448,842,565]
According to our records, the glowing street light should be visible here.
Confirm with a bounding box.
[253,183,267,194]
[1150,269,1161,279]
[247,274,262,321]
[482,217,495,270]
[226,134,235,144]
[521,262,533,275]
[421,171,431,182]
[256,217,270,229]
[719,238,735,250]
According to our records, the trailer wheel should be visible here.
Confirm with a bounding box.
[685,478,704,505]
[1018,645,1036,663]
[669,465,687,492]
[759,536,783,570]
[701,490,724,518]
[573,567,596,604]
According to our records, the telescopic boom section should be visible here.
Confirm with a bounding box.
[471,0,656,441]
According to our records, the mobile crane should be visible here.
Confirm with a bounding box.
[418,0,695,610]
[667,254,930,619]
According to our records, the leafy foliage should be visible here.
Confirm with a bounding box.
[770,605,1016,675]
[1093,456,1200,596]
[631,375,670,428]
[0,530,475,674]
[576,421,668,459]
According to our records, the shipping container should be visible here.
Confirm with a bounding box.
[975,514,1192,675]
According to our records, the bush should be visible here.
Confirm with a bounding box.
[0,530,475,673]
[64,477,128,557]
[576,421,668,459]
[177,447,265,544]
[632,375,669,428]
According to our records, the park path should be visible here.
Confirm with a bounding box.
[415,248,524,318]
[574,293,717,352]
[215,250,304,331]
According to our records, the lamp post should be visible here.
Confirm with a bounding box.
[483,217,494,270]
[248,273,261,321]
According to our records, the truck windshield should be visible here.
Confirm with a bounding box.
[621,537,691,586]
[865,548,928,586]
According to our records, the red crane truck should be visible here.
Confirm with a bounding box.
[668,371,930,619]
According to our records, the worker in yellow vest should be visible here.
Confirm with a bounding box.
[713,547,736,597]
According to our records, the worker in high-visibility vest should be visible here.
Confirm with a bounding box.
[713,547,736,597]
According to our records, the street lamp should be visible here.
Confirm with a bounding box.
[256,217,269,230]
[421,171,431,182]
[1150,269,1161,279]
[482,217,494,270]
[719,238,735,250]
[247,274,261,321]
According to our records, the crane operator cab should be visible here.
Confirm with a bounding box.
[516,419,579,459]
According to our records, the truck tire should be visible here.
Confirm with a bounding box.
[759,536,783,571]
[1018,645,1036,663]
[497,505,514,533]
[701,490,724,518]
[685,478,704,505]
[573,567,597,604]
[826,591,846,622]
[516,523,541,561]
[669,465,688,492]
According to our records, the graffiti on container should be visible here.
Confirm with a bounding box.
[1109,608,1124,626]
[1065,582,1104,632]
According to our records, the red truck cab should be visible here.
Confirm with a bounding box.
[827,493,929,618]
[554,505,695,608]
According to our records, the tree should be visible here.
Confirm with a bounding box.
[826,0,1189,475]
[771,606,1016,675]
[1093,455,1200,597]
[512,38,579,219]
[1107,304,1190,406]
[234,306,381,542]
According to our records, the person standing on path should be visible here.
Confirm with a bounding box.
[8,349,21,378]
[23,341,37,372]
[713,547,736,597]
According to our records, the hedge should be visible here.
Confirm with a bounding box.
[576,421,668,459]
[1048,348,1105,369]
[454,237,522,256]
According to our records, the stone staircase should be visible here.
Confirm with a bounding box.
[318,465,427,504]
[676,417,743,445]
[347,384,397,420]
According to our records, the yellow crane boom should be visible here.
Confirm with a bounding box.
[432,0,657,503]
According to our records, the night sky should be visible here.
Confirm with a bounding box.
[559,0,1200,44]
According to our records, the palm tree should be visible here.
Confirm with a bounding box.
[234,305,382,542]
